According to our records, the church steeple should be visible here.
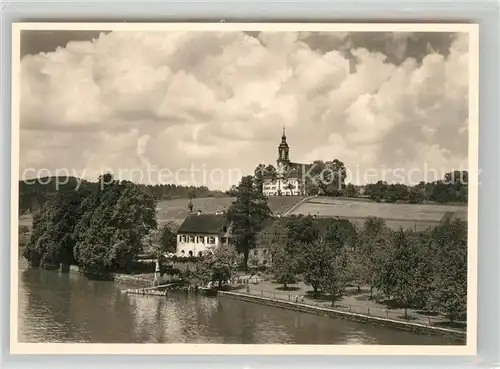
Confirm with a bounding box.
[278,125,289,163]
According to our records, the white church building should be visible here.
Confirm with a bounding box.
[262,127,310,196]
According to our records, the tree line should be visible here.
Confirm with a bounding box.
[19,176,224,214]
[360,171,468,204]
[249,159,468,204]
[257,214,467,323]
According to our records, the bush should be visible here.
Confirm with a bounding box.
[257,265,268,272]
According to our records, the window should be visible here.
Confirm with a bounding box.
[198,251,203,257]
[208,237,216,245]
[197,236,204,243]
[189,236,195,243]
[181,235,186,243]
[181,250,185,254]
[188,251,193,256]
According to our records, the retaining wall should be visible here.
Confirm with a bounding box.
[218,291,466,341]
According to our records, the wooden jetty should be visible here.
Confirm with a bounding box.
[122,283,177,297]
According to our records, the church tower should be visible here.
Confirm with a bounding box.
[277,125,289,177]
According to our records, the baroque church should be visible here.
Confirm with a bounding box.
[262,127,311,196]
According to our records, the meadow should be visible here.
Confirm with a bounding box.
[290,197,467,231]
[18,195,467,232]
[156,196,307,225]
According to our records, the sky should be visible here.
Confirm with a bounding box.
[19,29,470,190]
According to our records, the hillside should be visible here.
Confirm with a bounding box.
[156,196,306,225]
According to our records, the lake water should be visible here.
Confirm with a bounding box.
[18,261,461,345]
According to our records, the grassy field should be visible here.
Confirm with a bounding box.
[17,195,467,232]
[156,196,306,225]
[289,197,467,231]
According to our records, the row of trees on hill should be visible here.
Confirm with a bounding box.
[249,158,468,204]
[362,171,468,203]
[256,214,467,323]
[22,174,175,274]
[19,177,224,214]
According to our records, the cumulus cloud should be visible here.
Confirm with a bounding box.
[19,30,470,189]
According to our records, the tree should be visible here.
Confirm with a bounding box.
[304,159,346,196]
[254,164,266,193]
[257,218,288,258]
[73,176,158,274]
[270,244,297,290]
[147,221,178,260]
[23,189,88,268]
[264,164,277,181]
[195,244,237,288]
[408,187,425,204]
[345,183,358,197]
[227,176,271,268]
[226,185,238,197]
[357,217,391,299]
[302,237,331,295]
[319,246,350,306]
[428,218,467,323]
[378,228,424,319]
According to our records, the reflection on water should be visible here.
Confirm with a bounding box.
[18,262,461,345]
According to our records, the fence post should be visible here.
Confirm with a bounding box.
[386,310,389,318]
[261,290,263,296]
[367,308,370,316]
[273,292,276,299]
[428,317,431,325]
[349,305,352,312]
[288,294,290,301]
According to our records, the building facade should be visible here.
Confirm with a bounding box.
[262,127,310,197]
[176,212,232,257]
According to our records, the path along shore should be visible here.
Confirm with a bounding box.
[219,290,465,340]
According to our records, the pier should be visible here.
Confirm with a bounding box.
[121,283,177,296]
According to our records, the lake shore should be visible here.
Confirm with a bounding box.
[219,290,466,341]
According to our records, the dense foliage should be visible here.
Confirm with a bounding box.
[23,175,158,274]
[257,214,468,323]
[19,176,223,214]
[363,171,468,204]
[227,176,271,268]
[194,245,237,288]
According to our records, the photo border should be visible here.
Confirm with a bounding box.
[1,1,497,366]
[8,21,479,356]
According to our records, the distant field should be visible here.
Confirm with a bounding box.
[17,196,306,229]
[18,195,466,232]
[289,197,467,231]
[157,196,306,225]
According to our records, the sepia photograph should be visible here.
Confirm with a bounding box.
[10,23,478,355]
